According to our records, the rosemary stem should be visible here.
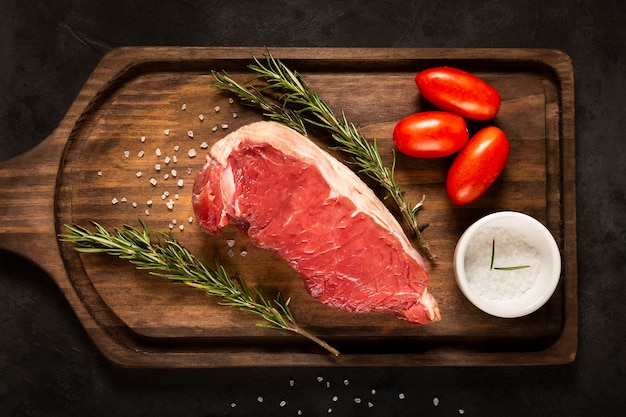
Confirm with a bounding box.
[212,51,436,260]
[293,325,340,357]
[58,221,340,356]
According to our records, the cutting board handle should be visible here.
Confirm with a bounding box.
[0,128,68,280]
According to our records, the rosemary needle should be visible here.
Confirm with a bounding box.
[58,220,339,356]
[212,51,435,260]
[490,238,530,271]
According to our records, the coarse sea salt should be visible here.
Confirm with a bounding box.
[464,226,541,300]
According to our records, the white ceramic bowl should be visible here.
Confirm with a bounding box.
[453,211,561,318]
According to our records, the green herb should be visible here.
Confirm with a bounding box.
[490,239,530,271]
[212,51,434,260]
[58,220,339,356]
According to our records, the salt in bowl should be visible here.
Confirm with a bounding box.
[453,211,561,318]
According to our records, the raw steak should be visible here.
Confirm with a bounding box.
[192,121,441,324]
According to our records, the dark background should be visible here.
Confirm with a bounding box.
[1,1,625,416]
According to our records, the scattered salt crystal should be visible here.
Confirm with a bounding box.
[163,173,169,180]
[147,200,153,206]
[257,397,263,403]
[433,397,439,407]
[171,219,177,224]
[317,377,324,382]
[327,408,332,413]
[171,169,177,177]
[155,148,162,157]
[149,178,157,186]
[144,209,150,216]
[174,193,179,199]
[179,225,184,231]
[138,150,145,158]
[212,125,218,132]
[279,400,286,407]
[188,216,193,223]
[239,250,248,258]
[187,168,193,175]
[344,379,350,386]
[188,149,197,158]
[155,164,161,171]
[172,155,178,163]
[226,239,235,247]
[163,191,169,197]
[459,409,465,414]
[297,411,302,416]
[228,97,234,104]
[164,129,170,136]
[371,389,376,395]
[214,105,220,112]
[124,151,130,158]
[132,202,138,208]
[120,197,127,203]
[368,402,374,408]
[354,398,362,404]
[168,223,174,230]
[164,156,171,164]
[111,198,118,205]
[187,130,194,138]
[228,249,235,257]
[174,145,179,152]
[141,135,146,142]
[177,179,184,187]
[232,112,238,118]
[399,393,405,400]
[199,114,204,121]
[200,141,208,149]
[136,171,142,178]
[165,199,174,210]
[326,381,330,388]
[97,171,102,176]
[181,103,187,110]
[221,124,229,129]
[230,403,236,408]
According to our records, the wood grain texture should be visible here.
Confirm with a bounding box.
[0,47,576,367]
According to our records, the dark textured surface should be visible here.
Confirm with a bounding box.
[1,0,624,415]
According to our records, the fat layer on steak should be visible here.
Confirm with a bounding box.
[192,121,441,324]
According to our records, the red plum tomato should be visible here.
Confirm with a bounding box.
[393,111,469,158]
[415,67,501,121]
[446,126,510,205]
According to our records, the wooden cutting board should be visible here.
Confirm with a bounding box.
[0,47,576,368]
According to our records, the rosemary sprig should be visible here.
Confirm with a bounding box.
[58,220,339,356]
[490,239,530,271]
[212,51,435,260]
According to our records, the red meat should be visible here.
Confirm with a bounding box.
[192,121,441,324]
